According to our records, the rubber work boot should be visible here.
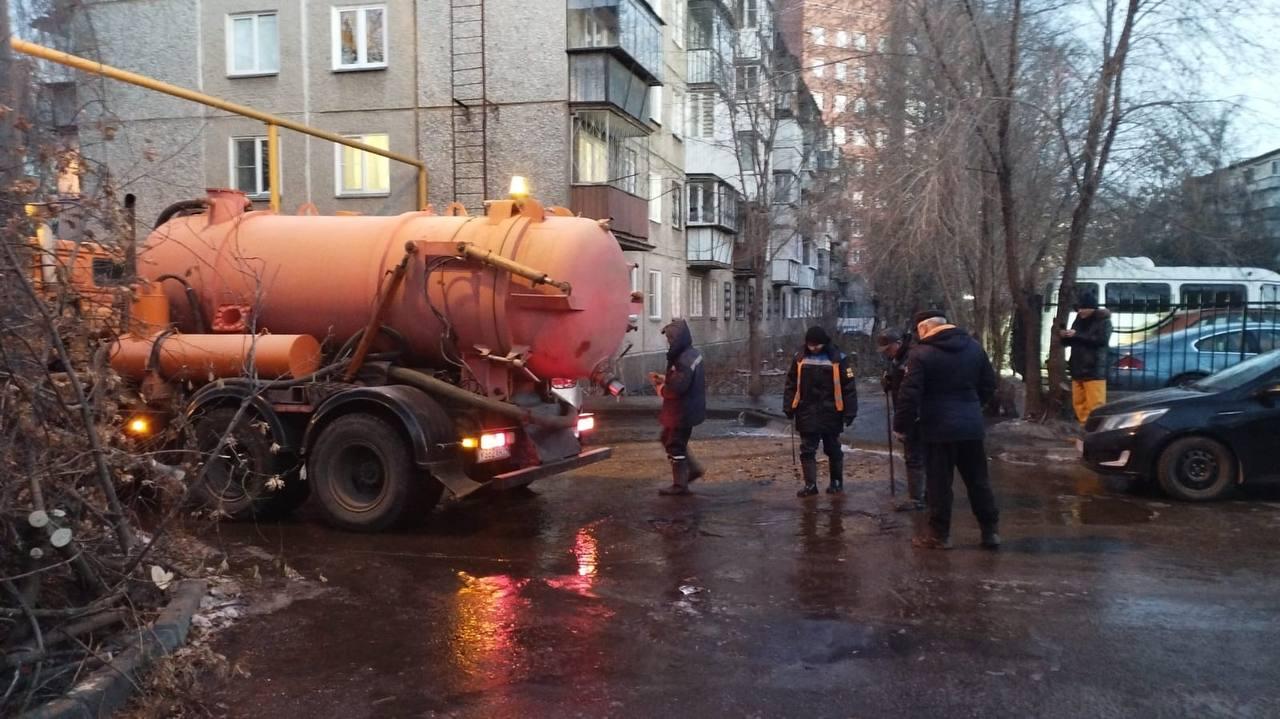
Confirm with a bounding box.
[797,458,819,497]
[911,534,954,550]
[980,527,1001,550]
[687,454,706,484]
[826,455,844,494]
[659,460,692,496]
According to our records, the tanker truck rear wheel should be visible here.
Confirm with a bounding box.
[311,413,437,531]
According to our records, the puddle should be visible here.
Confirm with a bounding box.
[1058,495,1158,526]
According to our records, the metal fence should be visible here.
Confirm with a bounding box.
[1044,301,1280,392]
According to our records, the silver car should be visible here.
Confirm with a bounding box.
[1110,321,1280,391]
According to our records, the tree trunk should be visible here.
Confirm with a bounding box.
[746,205,768,398]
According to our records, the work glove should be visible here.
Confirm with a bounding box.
[784,409,794,419]
[844,415,855,427]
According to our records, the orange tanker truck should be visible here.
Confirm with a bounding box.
[32,188,638,531]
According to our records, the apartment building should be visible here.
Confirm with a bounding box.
[31,0,833,385]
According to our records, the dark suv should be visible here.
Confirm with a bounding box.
[1082,349,1280,500]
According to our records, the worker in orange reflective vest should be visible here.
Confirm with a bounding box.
[783,326,859,496]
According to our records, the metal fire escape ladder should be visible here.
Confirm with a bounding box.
[450,0,489,214]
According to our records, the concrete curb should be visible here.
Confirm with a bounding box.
[21,578,208,719]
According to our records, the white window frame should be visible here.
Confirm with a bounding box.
[673,0,686,48]
[688,90,715,139]
[834,126,846,146]
[649,173,663,223]
[334,132,391,197]
[228,136,281,199]
[671,274,683,319]
[853,31,868,50]
[689,276,705,318]
[834,95,847,115]
[811,27,826,46]
[648,270,663,320]
[226,12,279,77]
[332,4,388,72]
[649,85,663,125]
[630,264,641,293]
[812,91,824,111]
[671,89,684,139]
[835,62,847,81]
[835,30,848,48]
[813,63,825,78]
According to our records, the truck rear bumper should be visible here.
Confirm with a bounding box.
[489,447,613,490]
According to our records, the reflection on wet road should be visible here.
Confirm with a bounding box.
[205,436,1280,718]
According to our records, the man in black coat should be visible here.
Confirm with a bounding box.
[878,331,926,511]
[784,326,858,496]
[1059,292,1113,426]
[651,319,707,496]
[894,311,1000,550]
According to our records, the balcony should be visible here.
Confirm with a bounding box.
[568,0,663,84]
[687,48,730,88]
[687,227,733,269]
[796,265,816,289]
[570,54,655,126]
[771,258,800,285]
[571,184,652,250]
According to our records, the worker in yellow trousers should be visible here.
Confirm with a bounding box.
[1059,292,1112,425]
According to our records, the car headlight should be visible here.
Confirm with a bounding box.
[1096,408,1169,432]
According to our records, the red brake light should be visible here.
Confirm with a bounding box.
[552,378,577,390]
[1116,355,1144,370]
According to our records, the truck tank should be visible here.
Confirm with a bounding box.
[139,189,636,396]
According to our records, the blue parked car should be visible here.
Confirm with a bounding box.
[1109,321,1280,391]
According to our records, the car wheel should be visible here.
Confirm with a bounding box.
[1156,436,1236,501]
[1168,373,1208,388]
[310,413,441,532]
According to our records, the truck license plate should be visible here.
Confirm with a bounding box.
[478,446,509,463]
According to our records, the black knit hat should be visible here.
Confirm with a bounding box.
[1074,292,1099,310]
[875,331,900,348]
[912,309,946,325]
[804,326,830,346]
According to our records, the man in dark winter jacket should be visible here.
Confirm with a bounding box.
[784,326,858,496]
[878,331,926,511]
[651,319,707,496]
[894,311,1000,550]
[1059,292,1112,426]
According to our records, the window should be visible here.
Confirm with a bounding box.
[736,131,758,170]
[649,85,663,124]
[671,275,683,318]
[671,89,684,138]
[227,12,279,76]
[229,137,277,198]
[851,190,864,206]
[723,281,733,319]
[687,90,715,138]
[735,280,747,319]
[689,277,705,317]
[854,97,867,114]
[1181,284,1246,308]
[852,128,867,146]
[630,264,641,293]
[738,0,758,28]
[835,62,847,81]
[575,123,609,183]
[736,64,761,97]
[335,133,390,195]
[648,270,663,319]
[649,172,663,223]
[670,180,683,228]
[833,95,847,114]
[813,63,825,78]
[812,91,824,111]
[855,65,868,82]
[1195,331,1247,355]
[1273,160,1280,176]
[773,172,796,204]
[836,30,849,47]
[834,126,846,146]
[853,31,867,50]
[567,0,663,81]
[1105,283,1171,312]
[811,27,826,45]
[877,35,889,53]
[332,5,387,71]
[673,0,686,48]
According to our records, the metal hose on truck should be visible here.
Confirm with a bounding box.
[386,366,576,430]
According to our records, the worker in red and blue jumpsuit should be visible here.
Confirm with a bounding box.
[784,326,858,496]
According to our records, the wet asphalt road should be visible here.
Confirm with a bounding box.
[205,433,1280,719]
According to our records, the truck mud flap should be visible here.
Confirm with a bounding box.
[488,447,613,491]
[426,459,486,499]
